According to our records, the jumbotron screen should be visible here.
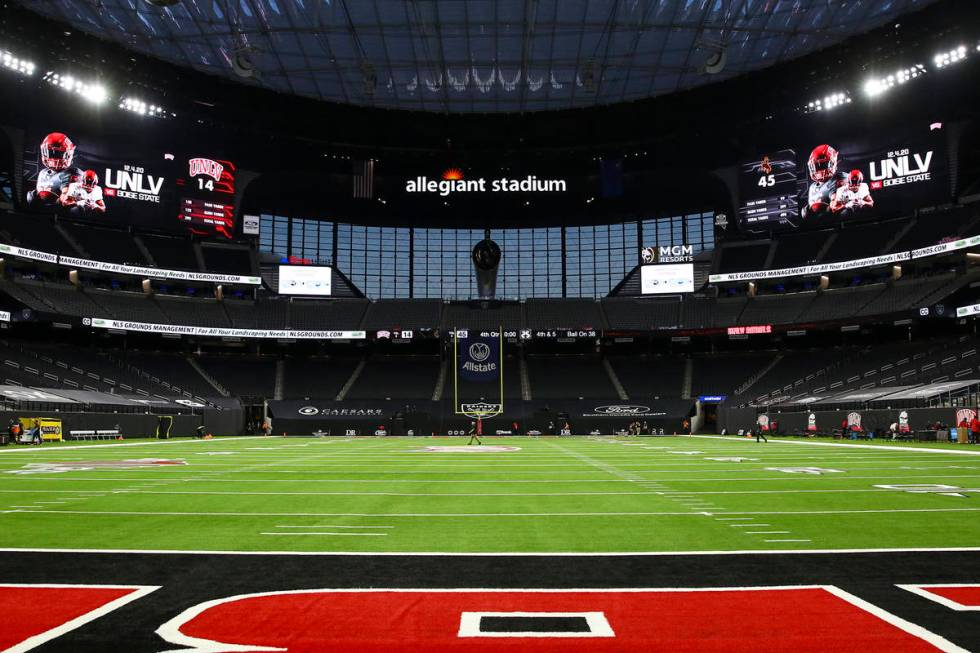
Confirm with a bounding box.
[278,265,333,296]
[640,264,694,294]
[738,123,947,230]
[21,126,237,239]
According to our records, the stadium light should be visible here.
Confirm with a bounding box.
[1,49,35,76]
[933,45,967,68]
[863,64,926,97]
[119,96,172,118]
[43,71,108,104]
[805,92,851,113]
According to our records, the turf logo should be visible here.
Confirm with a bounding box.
[766,467,844,475]
[413,446,521,453]
[5,459,187,475]
[874,483,978,498]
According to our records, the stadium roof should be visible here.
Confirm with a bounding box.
[19,0,939,113]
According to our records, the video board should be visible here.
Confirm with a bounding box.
[278,265,332,296]
[22,125,236,239]
[738,123,947,230]
[640,263,694,294]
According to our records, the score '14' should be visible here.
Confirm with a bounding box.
[197,178,215,191]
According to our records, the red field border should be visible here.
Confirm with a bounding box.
[155,586,968,653]
[898,584,980,612]
[0,584,159,652]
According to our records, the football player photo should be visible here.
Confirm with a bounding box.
[760,155,773,175]
[801,143,846,220]
[26,132,83,207]
[59,169,106,215]
[830,168,874,217]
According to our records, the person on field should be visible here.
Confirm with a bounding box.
[970,413,980,444]
[755,425,768,443]
[467,418,483,445]
[30,419,43,446]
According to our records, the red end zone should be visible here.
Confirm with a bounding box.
[0,584,158,652]
[158,586,964,653]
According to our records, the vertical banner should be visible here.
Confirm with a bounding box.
[452,329,504,417]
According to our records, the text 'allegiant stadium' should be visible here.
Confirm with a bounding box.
[405,176,567,196]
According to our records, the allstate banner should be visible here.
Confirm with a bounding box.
[457,333,500,383]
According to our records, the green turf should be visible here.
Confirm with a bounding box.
[0,434,978,553]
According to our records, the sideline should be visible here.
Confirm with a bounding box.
[688,435,980,456]
[0,436,268,454]
[0,545,978,557]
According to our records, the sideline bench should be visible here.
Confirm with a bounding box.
[67,429,121,441]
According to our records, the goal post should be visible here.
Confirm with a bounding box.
[452,327,504,421]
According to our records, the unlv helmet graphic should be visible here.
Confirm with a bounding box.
[81,169,99,190]
[40,132,75,170]
[807,144,838,182]
[847,169,864,190]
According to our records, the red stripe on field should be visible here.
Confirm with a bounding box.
[171,588,947,652]
[919,586,980,608]
[0,586,137,650]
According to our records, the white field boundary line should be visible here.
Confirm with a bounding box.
[897,584,980,612]
[2,465,976,477]
[0,489,674,497]
[3,457,965,468]
[0,436,270,454]
[20,448,963,457]
[1,448,969,462]
[7,507,980,518]
[0,546,977,558]
[689,435,980,456]
[4,474,978,484]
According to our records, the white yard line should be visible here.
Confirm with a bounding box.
[274,525,394,529]
[764,539,812,543]
[260,532,388,537]
[746,531,789,534]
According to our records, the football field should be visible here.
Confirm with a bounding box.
[0,434,978,554]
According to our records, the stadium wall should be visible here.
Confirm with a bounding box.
[0,411,203,438]
[726,407,964,436]
[268,399,695,436]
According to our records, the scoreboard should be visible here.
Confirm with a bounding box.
[737,148,799,227]
[176,157,236,239]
